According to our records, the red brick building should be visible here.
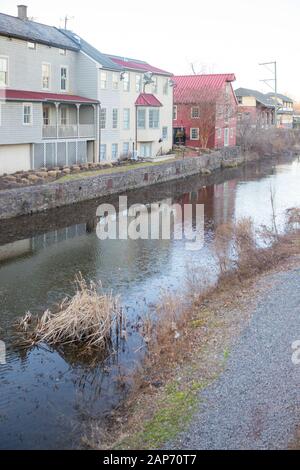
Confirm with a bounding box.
[172,74,238,149]
[234,88,275,129]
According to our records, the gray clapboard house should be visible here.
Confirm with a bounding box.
[0,5,100,175]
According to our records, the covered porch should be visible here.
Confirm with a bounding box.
[42,102,97,139]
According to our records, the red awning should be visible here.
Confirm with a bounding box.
[0,89,99,104]
[135,93,162,107]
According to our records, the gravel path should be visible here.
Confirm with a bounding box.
[169,267,300,450]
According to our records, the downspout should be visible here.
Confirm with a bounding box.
[135,105,138,159]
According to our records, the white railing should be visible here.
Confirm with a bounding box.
[43,124,95,139]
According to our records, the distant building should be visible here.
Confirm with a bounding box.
[235,88,275,130]
[172,74,238,149]
[266,93,294,129]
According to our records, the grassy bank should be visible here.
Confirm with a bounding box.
[85,210,300,450]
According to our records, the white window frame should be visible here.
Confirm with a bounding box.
[136,74,142,93]
[123,108,130,130]
[59,49,67,56]
[60,66,68,92]
[112,72,119,90]
[100,71,107,90]
[152,76,158,94]
[149,108,159,129]
[123,142,130,156]
[43,105,51,126]
[140,143,152,158]
[60,107,68,126]
[190,128,199,140]
[23,103,33,126]
[112,143,119,160]
[42,62,51,90]
[112,108,118,129]
[0,56,9,87]
[137,108,146,129]
[191,106,200,119]
[163,78,169,95]
[100,144,107,160]
[27,42,36,50]
[162,126,168,140]
[173,105,177,120]
[123,72,130,92]
[100,108,107,129]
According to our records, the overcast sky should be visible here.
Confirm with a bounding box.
[2,0,299,99]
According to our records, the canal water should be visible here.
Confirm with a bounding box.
[0,155,299,449]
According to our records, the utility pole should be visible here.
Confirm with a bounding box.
[259,61,278,127]
[63,15,74,30]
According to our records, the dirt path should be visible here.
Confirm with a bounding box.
[168,266,300,450]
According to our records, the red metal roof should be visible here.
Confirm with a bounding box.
[173,74,236,103]
[108,56,172,76]
[135,93,162,107]
[0,89,99,104]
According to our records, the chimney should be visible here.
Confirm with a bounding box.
[17,5,28,20]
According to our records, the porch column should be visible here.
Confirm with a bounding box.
[92,104,98,162]
[55,102,59,139]
[76,104,81,138]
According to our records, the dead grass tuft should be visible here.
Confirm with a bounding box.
[18,273,121,350]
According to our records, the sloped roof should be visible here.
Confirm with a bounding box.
[135,93,162,107]
[266,92,293,103]
[235,88,276,108]
[106,55,172,76]
[60,30,121,70]
[0,12,79,50]
[173,74,236,103]
[0,89,98,104]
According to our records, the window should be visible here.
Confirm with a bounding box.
[173,105,177,120]
[230,128,234,138]
[0,57,8,86]
[152,76,158,94]
[140,143,152,158]
[100,108,106,129]
[42,63,51,89]
[137,109,146,129]
[162,126,168,140]
[60,66,68,91]
[123,142,130,156]
[123,108,130,130]
[112,144,118,160]
[237,96,243,104]
[191,107,200,118]
[112,73,119,90]
[163,79,169,95]
[190,128,199,140]
[216,128,222,139]
[43,106,50,126]
[149,109,159,128]
[23,103,32,125]
[100,144,107,160]
[60,107,68,125]
[27,42,36,49]
[237,113,242,122]
[100,71,107,89]
[136,74,142,93]
[112,108,118,129]
[123,72,130,92]
[59,49,67,56]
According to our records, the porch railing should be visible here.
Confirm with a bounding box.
[43,124,95,139]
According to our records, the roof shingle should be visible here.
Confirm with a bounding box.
[0,12,79,50]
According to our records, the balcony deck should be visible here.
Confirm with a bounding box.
[43,124,96,139]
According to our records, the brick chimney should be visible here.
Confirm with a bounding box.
[17,5,28,20]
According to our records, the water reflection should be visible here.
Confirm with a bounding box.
[0,156,299,449]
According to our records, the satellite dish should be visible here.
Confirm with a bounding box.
[144,72,154,84]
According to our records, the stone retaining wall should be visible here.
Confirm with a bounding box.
[0,147,244,220]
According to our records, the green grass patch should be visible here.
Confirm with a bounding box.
[57,159,177,183]
[116,380,207,450]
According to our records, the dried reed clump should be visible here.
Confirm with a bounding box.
[20,274,121,349]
